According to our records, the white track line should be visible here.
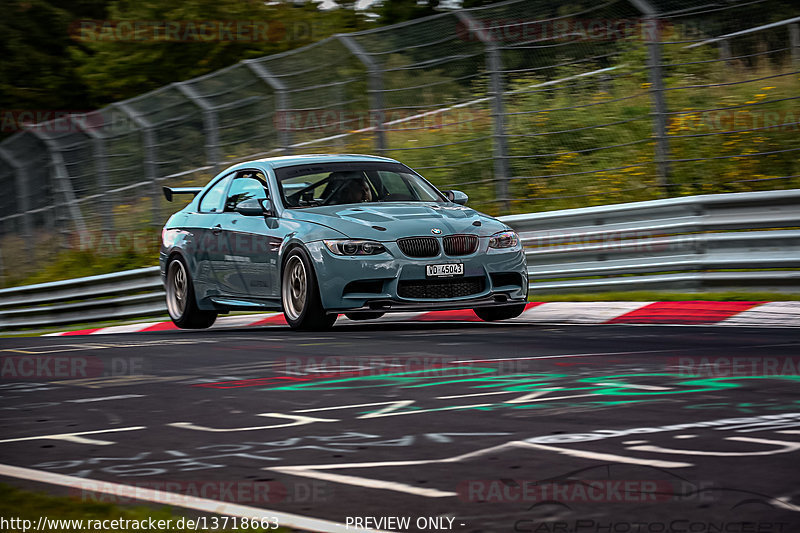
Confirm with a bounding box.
[65,394,145,403]
[0,464,387,533]
[0,427,146,445]
[267,442,527,498]
[271,466,456,498]
[515,441,693,468]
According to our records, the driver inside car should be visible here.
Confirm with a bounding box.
[340,176,373,204]
[325,172,373,204]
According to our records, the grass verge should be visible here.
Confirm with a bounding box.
[0,483,290,533]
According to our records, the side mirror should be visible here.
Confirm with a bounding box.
[445,190,469,206]
[235,198,275,217]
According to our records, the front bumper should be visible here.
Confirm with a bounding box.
[305,238,528,313]
[337,294,524,315]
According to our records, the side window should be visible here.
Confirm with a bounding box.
[199,174,233,213]
[225,172,268,211]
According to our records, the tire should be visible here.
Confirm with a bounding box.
[344,312,385,321]
[281,248,337,331]
[474,303,527,322]
[165,256,217,329]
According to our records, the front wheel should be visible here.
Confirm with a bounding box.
[474,303,527,322]
[281,249,337,331]
[165,256,217,329]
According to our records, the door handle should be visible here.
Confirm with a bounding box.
[211,224,222,235]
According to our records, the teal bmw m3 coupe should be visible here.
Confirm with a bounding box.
[160,154,528,330]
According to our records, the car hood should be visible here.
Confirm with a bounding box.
[282,203,509,240]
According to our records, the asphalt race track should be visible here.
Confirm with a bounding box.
[1,322,799,533]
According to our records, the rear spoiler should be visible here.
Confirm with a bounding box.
[163,186,202,202]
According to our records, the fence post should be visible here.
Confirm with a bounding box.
[631,0,671,195]
[243,60,293,155]
[332,82,346,147]
[455,12,511,213]
[174,82,221,172]
[115,102,162,227]
[790,23,800,67]
[719,38,732,67]
[26,127,88,248]
[336,34,387,154]
[75,117,114,232]
[0,147,33,241]
[647,20,671,195]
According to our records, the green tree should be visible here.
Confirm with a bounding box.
[70,0,365,103]
[376,0,441,25]
[0,0,108,112]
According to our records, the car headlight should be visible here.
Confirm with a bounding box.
[323,239,387,256]
[488,230,519,249]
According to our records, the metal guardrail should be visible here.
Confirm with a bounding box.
[0,266,164,329]
[1,189,798,329]
[506,188,800,293]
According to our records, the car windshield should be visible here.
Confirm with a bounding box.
[275,162,446,208]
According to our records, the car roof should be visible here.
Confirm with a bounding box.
[248,153,398,170]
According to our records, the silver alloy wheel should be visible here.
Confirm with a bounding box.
[282,255,307,321]
[166,260,188,320]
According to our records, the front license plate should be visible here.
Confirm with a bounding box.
[426,263,464,277]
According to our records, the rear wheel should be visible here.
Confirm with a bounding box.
[166,256,217,329]
[344,312,385,321]
[282,249,337,331]
[474,303,527,322]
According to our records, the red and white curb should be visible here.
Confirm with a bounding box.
[42,301,800,336]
